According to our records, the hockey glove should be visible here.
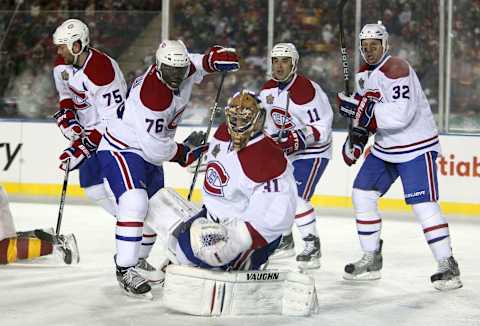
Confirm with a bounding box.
[204,46,240,72]
[59,129,102,171]
[342,127,369,166]
[171,142,209,167]
[53,108,84,141]
[337,91,380,133]
[274,126,320,155]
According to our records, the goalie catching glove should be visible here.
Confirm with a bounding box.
[59,129,102,170]
[337,91,381,133]
[170,131,208,167]
[203,45,240,72]
[53,108,84,141]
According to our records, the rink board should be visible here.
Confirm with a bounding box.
[1,121,479,215]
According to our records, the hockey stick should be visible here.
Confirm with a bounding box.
[187,72,227,201]
[56,158,70,235]
[277,91,290,142]
[337,0,353,136]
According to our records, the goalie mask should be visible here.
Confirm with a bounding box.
[359,22,389,65]
[53,19,90,65]
[271,43,299,82]
[156,40,191,90]
[225,90,265,151]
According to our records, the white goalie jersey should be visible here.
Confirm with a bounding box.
[355,55,441,163]
[202,123,297,245]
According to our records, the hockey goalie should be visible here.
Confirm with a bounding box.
[146,90,318,316]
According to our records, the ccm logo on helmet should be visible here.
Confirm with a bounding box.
[271,107,295,129]
[204,161,230,197]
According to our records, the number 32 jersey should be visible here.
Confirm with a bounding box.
[53,48,127,133]
[355,55,441,163]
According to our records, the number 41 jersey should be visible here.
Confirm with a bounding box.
[202,124,297,244]
[355,55,441,163]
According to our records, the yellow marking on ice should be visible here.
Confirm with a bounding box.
[2,182,480,216]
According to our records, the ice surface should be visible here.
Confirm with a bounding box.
[1,202,479,326]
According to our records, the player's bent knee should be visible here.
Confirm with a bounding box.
[117,189,148,220]
[352,188,380,214]
[411,201,441,223]
[162,265,318,316]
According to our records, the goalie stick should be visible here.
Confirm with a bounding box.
[187,72,227,201]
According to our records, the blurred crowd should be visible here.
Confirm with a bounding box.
[0,0,478,132]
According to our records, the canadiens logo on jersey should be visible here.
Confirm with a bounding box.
[167,106,186,130]
[271,107,295,129]
[204,161,230,197]
[69,85,91,110]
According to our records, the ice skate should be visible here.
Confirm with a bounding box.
[431,256,462,291]
[54,233,80,265]
[116,257,152,300]
[270,233,295,259]
[135,257,165,285]
[343,239,383,280]
[296,234,321,270]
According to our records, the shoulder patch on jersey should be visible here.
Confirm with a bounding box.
[238,137,287,183]
[54,55,66,67]
[261,79,278,90]
[213,122,231,142]
[83,48,116,86]
[140,67,173,112]
[358,63,369,73]
[380,57,410,79]
[289,75,315,105]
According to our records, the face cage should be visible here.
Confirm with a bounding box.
[225,107,262,150]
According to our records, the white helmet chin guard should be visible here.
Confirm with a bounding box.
[359,22,389,64]
[271,42,299,82]
[53,19,90,64]
[155,40,191,89]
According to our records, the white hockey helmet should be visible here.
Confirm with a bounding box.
[53,19,90,62]
[271,43,299,82]
[359,22,389,64]
[155,40,190,89]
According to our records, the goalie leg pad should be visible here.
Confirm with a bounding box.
[162,265,318,316]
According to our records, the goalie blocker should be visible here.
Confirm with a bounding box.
[163,265,319,316]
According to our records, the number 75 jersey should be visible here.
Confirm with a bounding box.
[355,55,440,163]
[259,74,333,161]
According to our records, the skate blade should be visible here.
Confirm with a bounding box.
[297,259,321,270]
[269,248,295,260]
[119,285,154,300]
[343,271,381,281]
[433,277,463,291]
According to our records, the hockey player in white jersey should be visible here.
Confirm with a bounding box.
[337,23,462,290]
[52,19,126,218]
[259,43,333,269]
[143,91,318,316]
[172,90,297,270]
[96,40,239,298]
